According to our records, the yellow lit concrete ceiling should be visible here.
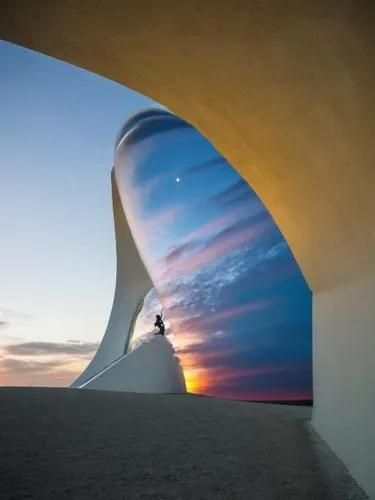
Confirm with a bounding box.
[1,0,375,292]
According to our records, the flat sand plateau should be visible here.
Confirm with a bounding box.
[0,388,368,499]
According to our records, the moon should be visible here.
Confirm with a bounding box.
[176,177,180,183]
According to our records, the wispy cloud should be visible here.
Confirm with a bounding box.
[162,212,273,277]
[210,179,251,205]
[161,241,201,267]
[1,357,68,374]
[178,333,312,399]
[0,340,98,387]
[0,308,34,345]
[208,364,313,401]
[0,307,33,324]
[3,340,99,357]
[180,156,228,177]
[0,355,83,387]
[173,300,272,334]
[143,204,184,230]
[135,175,163,199]
[183,211,240,242]
[156,211,242,274]
[121,201,185,268]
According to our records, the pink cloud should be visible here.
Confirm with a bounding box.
[166,300,272,345]
[183,211,239,242]
[161,241,200,268]
[0,352,83,388]
[142,204,184,232]
[193,300,271,329]
[135,175,162,199]
[122,203,185,273]
[193,363,313,400]
[163,218,272,277]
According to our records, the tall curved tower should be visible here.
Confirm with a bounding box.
[71,110,186,394]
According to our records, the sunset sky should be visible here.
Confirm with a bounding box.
[0,41,159,386]
[0,41,312,400]
[116,110,312,400]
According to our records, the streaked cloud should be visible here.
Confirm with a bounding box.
[210,364,313,401]
[210,179,251,205]
[161,241,201,267]
[135,175,163,199]
[180,156,228,177]
[0,339,99,387]
[0,307,33,324]
[0,355,84,387]
[183,211,240,242]
[3,340,99,357]
[143,204,184,231]
[115,112,312,403]
[1,357,68,374]
[162,212,273,277]
[172,300,272,333]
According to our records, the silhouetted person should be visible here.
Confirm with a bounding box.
[154,314,165,336]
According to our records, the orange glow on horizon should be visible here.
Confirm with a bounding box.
[181,364,209,394]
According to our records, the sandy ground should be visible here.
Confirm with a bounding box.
[0,388,368,500]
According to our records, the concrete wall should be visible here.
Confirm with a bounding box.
[80,335,186,394]
[2,2,375,496]
[312,271,375,496]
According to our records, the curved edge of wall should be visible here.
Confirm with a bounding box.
[71,169,153,388]
[79,335,187,394]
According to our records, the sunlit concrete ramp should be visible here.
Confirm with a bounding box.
[78,335,186,393]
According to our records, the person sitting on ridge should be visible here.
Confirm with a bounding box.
[154,314,165,336]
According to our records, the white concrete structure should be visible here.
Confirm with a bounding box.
[79,335,186,393]
[3,2,375,495]
[71,169,186,394]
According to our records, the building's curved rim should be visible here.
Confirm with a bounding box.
[124,292,148,355]
[115,107,184,152]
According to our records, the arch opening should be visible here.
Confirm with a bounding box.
[115,109,313,403]
[127,288,167,353]
[2,2,375,495]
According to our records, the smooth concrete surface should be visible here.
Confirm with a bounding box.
[80,335,186,393]
[312,270,375,496]
[1,1,375,496]
[71,171,152,387]
[73,138,187,394]
[0,388,369,500]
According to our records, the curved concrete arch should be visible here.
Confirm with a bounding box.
[71,170,153,387]
[2,2,375,496]
[71,166,186,394]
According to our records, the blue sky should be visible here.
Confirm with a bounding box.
[0,41,161,385]
[115,110,312,399]
[0,41,312,399]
